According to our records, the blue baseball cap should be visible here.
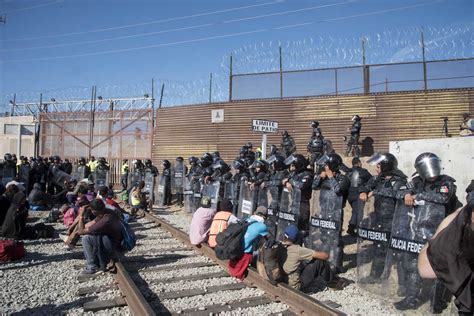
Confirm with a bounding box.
[284,225,299,242]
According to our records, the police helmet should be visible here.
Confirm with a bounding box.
[352,115,361,121]
[188,156,198,165]
[284,154,308,172]
[310,121,319,128]
[266,154,286,171]
[4,153,12,162]
[162,160,171,169]
[368,152,398,173]
[414,152,441,180]
[144,159,152,167]
[231,159,246,172]
[176,156,184,162]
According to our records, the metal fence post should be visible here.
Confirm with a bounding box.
[279,46,283,99]
[421,30,428,91]
[229,54,233,102]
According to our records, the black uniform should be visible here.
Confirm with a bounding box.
[162,167,172,206]
[347,166,372,230]
[288,169,313,231]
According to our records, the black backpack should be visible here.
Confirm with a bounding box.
[215,221,252,260]
[257,239,287,285]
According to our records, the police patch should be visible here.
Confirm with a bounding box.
[440,186,449,193]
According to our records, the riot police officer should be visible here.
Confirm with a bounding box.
[283,154,313,231]
[1,153,17,186]
[144,159,159,177]
[62,158,73,175]
[281,130,296,158]
[347,157,372,236]
[346,115,362,157]
[359,153,407,282]
[394,153,456,311]
[161,160,172,206]
[310,120,321,139]
[228,159,249,214]
[77,157,91,180]
[47,155,63,195]
[312,153,350,273]
[121,159,129,191]
[173,157,187,206]
[308,130,326,166]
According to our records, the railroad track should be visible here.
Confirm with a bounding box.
[75,208,344,315]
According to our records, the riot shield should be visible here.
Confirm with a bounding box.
[0,164,16,186]
[383,200,448,313]
[72,165,87,181]
[93,169,109,191]
[155,175,166,207]
[309,189,342,267]
[223,180,239,214]
[52,167,72,189]
[277,187,301,241]
[356,196,392,294]
[237,180,256,219]
[259,186,279,238]
[171,161,184,195]
[201,181,220,211]
[183,177,194,213]
[144,171,155,208]
[18,165,31,194]
[128,170,143,189]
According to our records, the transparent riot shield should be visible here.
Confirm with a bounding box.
[18,165,31,194]
[183,177,194,213]
[52,167,72,189]
[356,196,392,294]
[93,169,109,191]
[72,165,87,181]
[383,200,448,313]
[309,190,342,267]
[259,186,279,238]
[237,180,256,219]
[144,172,155,208]
[224,180,239,215]
[171,162,184,195]
[277,187,301,240]
[201,181,220,211]
[1,164,16,186]
[155,175,166,207]
[128,170,143,189]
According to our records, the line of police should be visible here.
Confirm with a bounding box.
[157,143,461,313]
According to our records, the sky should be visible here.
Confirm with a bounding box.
[0,0,472,107]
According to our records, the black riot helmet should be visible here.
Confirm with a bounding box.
[284,154,308,172]
[202,166,213,177]
[352,115,361,121]
[79,157,86,165]
[188,156,198,165]
[251,160,268,173]
[212,160,230,173]
[282,130,289,137]
[269,144,278,155]
[4,153,12,162]
[98,157,106,164]
[176,156,184,162]
[231,159,246,172]
[316,153,342,172]
[245,151,255,167]
[310,121,319,128]
[414,152,442,181]
[239,145,249,158]
[212,151,220,162]
[368,152,398,174]
[200,153,213,168]
[246,142,253,150]
[53,155,61,163]
[162,160,171,169]
[144,159,152,167]
[266,154,286,171]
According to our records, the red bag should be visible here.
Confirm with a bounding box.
[63,207,76,226]
[0,240,26,262]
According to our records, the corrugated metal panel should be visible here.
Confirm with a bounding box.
[152,89,473,166]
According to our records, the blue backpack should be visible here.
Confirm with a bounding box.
[120,220,136,252]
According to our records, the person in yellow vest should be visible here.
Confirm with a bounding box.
[87,156,98,173]
[208,199,239,248]
[121,159,129,191]
[130,180,146,216]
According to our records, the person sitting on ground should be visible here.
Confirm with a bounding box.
[281,225,346,292]
[28,183,51,211]
[208,199,240,248]
[228,206,269,280]
[0,182,28,239]
[77,199,123,274]
[418,181,474,314]
[96,186,125,217]
[130,181,147,215]
[189,196,217,246]
[61,194,91,248]
[459,112,474,137]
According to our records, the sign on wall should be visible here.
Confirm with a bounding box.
[211,109,224,123]
[252,119,278,133]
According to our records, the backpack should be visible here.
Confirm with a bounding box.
[34,223,55,239]
[257,239,287,285]
[120,220,136,252]
[0,240,26,262]
[63,208,76,226]
[215,221,252,260]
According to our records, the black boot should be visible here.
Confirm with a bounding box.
[394,296,421,311]
[346,225,357,237]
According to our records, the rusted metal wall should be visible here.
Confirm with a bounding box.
[152,89,473,165]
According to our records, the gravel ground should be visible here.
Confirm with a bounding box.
[0,211,130,315]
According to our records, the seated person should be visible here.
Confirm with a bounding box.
[208,199,239,248]
[28,183,51,211]
[1,182,28,239]
[418,182,474,314]
[281,225,344,292]
[228,206,269,280]
[76,199,123,274]
[130,181,147,215]
[61,195,91,248]
[189,196,217,246]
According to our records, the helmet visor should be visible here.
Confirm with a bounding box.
[367,153,386,166]
[266,155,277,165]
[415,156,441,179]
[284,155,296,166]
[315,154,330,166]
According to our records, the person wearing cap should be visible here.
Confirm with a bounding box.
[208,199,240,248]
[77,199,123,274]
[459,112,473,136]
[228,206,269,280]
[281,225,344,292]
[130,181,147,216]
[28,183,51,211]
[189,196,217,246]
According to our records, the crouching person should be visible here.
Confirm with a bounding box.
[208,199,239,248]
[189,196,216,246]
[228,206,269,280]
[130,181,147,216]
[282,225,346,292]
[77,199,123,274]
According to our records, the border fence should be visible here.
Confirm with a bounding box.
[230,57,474,101]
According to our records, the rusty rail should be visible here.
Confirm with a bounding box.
[114,261,156,316]
[144,212,344,316]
